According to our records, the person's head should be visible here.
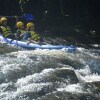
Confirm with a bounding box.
[0,17,8,26]
[16,21,24,29]
[26,22,35,31]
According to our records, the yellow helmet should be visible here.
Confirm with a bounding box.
[0,17,7,23]
[27,22,35,30]
[16,21,24,28]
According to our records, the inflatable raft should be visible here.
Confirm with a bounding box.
[0,35,77,52]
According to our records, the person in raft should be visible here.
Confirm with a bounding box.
[0,17,15,39]
[16,21,26,40]
[23,22,43,44]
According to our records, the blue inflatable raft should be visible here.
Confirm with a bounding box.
[0,35,77,52]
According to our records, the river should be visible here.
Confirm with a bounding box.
[0,40,100,100]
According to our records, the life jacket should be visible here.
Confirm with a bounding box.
[30,31,41,41]
[16,29,26,39]
[19,29,26,35]
[0,26,12,37]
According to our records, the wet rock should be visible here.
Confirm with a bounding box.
[82,81,100,94]
[32,68,78,84]
[59,58,84,69]
[29,55,84,74]
[53,69,78,84]
[0,72,5,83]
[92,81,100,91]
[36,91,99,100]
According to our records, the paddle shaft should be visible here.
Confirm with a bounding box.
[0,16,21,18]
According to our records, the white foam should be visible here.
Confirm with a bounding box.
[57,84,85,93]
[11,83,51,100]
[1,64,21,75]
[76,65,91,76]
[15,75,34,88]
[15,68,54,88]
[82,74,100,82]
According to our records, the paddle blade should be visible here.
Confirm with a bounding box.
[22,14,34,21]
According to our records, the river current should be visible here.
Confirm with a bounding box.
[0,42,100,100]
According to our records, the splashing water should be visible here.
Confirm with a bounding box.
[0,45,100,100]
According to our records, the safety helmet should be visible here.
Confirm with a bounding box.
[27,22,35,30]
[0,17,7,23]
[16,21,24,28]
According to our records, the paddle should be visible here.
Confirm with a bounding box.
[0,14,34,21]
[22,14,34,21]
